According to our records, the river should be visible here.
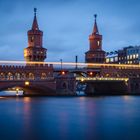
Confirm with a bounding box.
[0,92,140,140]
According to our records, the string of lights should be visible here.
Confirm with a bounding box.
[0,60,140,68]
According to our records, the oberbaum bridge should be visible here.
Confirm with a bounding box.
[0,9,140,96]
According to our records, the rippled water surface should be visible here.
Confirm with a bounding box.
[0,93,140,140]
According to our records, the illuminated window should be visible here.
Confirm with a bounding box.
[130,55,132,59]
[97,41,100,46]
[41,73,47,80]
[21,73,26,80]
[115,57,118,61]
[106,58,109,63]
[15,73,21,80]
[30,37,34,42]
[0,73,5,80]
[136,54,139,58]
[7,72,14,80]
[133,54,136,59]
[110,58,114,62]
[127,55,129,59]
[29,73,35,80]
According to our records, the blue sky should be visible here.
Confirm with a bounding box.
[0,0,140,62]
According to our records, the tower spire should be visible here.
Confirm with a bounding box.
[93,14,99,34]
[32,8,39,30]
[34,8,37,16]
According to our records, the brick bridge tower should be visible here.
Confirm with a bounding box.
[24,8,47,62]
[85,14,105,63]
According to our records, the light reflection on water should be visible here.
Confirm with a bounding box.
[0,92,140,140]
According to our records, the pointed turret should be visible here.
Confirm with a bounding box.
[93,14,99,34]
[85,14,105,63]
[32,8,39,30]
[24,8,47,63]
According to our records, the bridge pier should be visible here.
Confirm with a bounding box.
[55,75,76,95]
[84,80,128,95]
[128,78,140,94]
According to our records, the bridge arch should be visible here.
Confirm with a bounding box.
[7,72,14,80]
[41,73,47,80]
[0,73,6,80]
[62,81,68,89]
[21,73,26,80]
[14,72,21,80]
[28,73,35,80]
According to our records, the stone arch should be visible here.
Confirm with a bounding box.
[21,73,26,80]
[105,73,110,77]
[41,73,47,80]
[132,74,137,78]
[7,72,14,80]
[0,73,5,80]
[117,74,120,77]
[62,82,68,89]
[28,73,35,80]
[14,72,21,80]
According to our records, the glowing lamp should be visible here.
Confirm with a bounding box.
[61,71,65,75]
[81,78,84,82]
[25,81,30,86]
[16,88,19,91]
[89,72,93,76]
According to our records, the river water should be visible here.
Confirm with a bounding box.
[0,92,140,140]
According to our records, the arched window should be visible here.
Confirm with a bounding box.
[29,73,34,80]
[41,73,47,80]
[62,82,67,89]
[7,72,14,80]
[21,73,26,80]
[0,73,5,80]
[15,73,21,80]
[106,73,109,77]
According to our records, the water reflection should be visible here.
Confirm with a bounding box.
[0,95,140,140]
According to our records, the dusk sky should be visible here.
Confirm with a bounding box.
[0,0,140,62]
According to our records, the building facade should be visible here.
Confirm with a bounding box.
[126,46,139,64]
[85,15,105,63]
[106,46,140,64]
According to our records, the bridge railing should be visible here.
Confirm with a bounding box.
[76,77,129,82]
[0,60,140,69]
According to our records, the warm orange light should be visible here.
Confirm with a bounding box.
[16,88,19,91]
[25,81,30,86]
[76,77,129,82]
[0,60,140,69]
[89,72,93,76]
[61,71,65,75]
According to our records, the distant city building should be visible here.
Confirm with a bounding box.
[106,46,140,64]
[24,8,47,62]
[85,15,105,63]
[105,52,118,64]
[126,46,139,64]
